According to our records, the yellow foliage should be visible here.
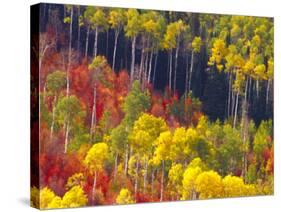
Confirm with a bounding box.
[182,166,202,200]
[116,189,135,204]
[30,186,39,208]
[84,142,109,174]
[40,187,56,209]
[195,170,223,199]
[61,185,88,208]
[222,175,247,197]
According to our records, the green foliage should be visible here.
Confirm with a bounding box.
[125,9,141,38]
[122,80,151,127]
[129,113,167,155]
[253,120,273,162]
[46,71,66,94]
[56,95,85,127]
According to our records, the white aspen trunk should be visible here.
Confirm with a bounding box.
[244,77,249,103]
[114,153,118,182]
[160,160,165,202]
[148,51,154,83]
[94,27,98,58]
[50,95,57,142]
[92,171,97,196]
[233,91,239,128]
[227,72,232,117]
[143,157,148,193]
[90,85,97,142]
[152,52,158,85]
[106,29,109,58]
[77,6,81,54]
[173,41,180,93]
[256,80,259,99]
[266,79,271,110]
[85,25,90,59]
[231,87,235,117]
[66,6,73,97]
[130,36,137,83]
[134,158,139,198]
[184,52,189,101]
[188,50,194,92]
[124,144,129,176]
[139,37,145,81]
[151,168,154,197]
[169,52,173,91]
[112,29,120,71]
[64,121,70,154]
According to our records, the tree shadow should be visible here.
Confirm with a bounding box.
[18,197,30,207]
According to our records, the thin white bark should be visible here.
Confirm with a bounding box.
[85,25,90,59]
[50,95,57,142]
[173,41,180,93]
[94,27,98,58]
[148,51,154,83]
[90,85,97,142]
[188,50,194,92]
[184,52,189,101]
[112,29,120,71]
[66,6,73,97]
[233,91,239,128]
[130,36,137,83]
[152,52,158,85]
[160,160,165,202]
[169,52,173,91]
[64,120,70,153]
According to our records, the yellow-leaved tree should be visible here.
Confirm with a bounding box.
[195,170,223,199]
[84,142,109,195]
[61,185,88,208]
[116,188,135,204]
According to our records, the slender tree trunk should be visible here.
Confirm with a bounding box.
[160,160,165,202]
[169,51,173,91]
[139,40,145,81]
[112,29,120,71]
[266,79,271,111]
[227,72,232,117]
[130,36,137,83]
[148,51,154,83]
[184,52,189,101]
[106,29,109,58]
[64,120,70,153]
[244,77,249,103]
[188,50,194,92]
[114,153,118,182]
[90,85,97,142]
[256,80,259,99]
[173,42,180,93]
[143,157,148,193]
[85,25,90,59]
[50,95,57,142]
[134,158,139,198]
[77,6,81,54]
[93,171,97,196]
[233,91,239,128]
[94,27,99,58]
[152,51,158,85]
[151,168,154,197]
[66,6,73,97]
[144,49,149,81]
[231,87,235,117]
[124,143,129,176]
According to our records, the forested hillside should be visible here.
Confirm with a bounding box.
[31,4,274,209]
